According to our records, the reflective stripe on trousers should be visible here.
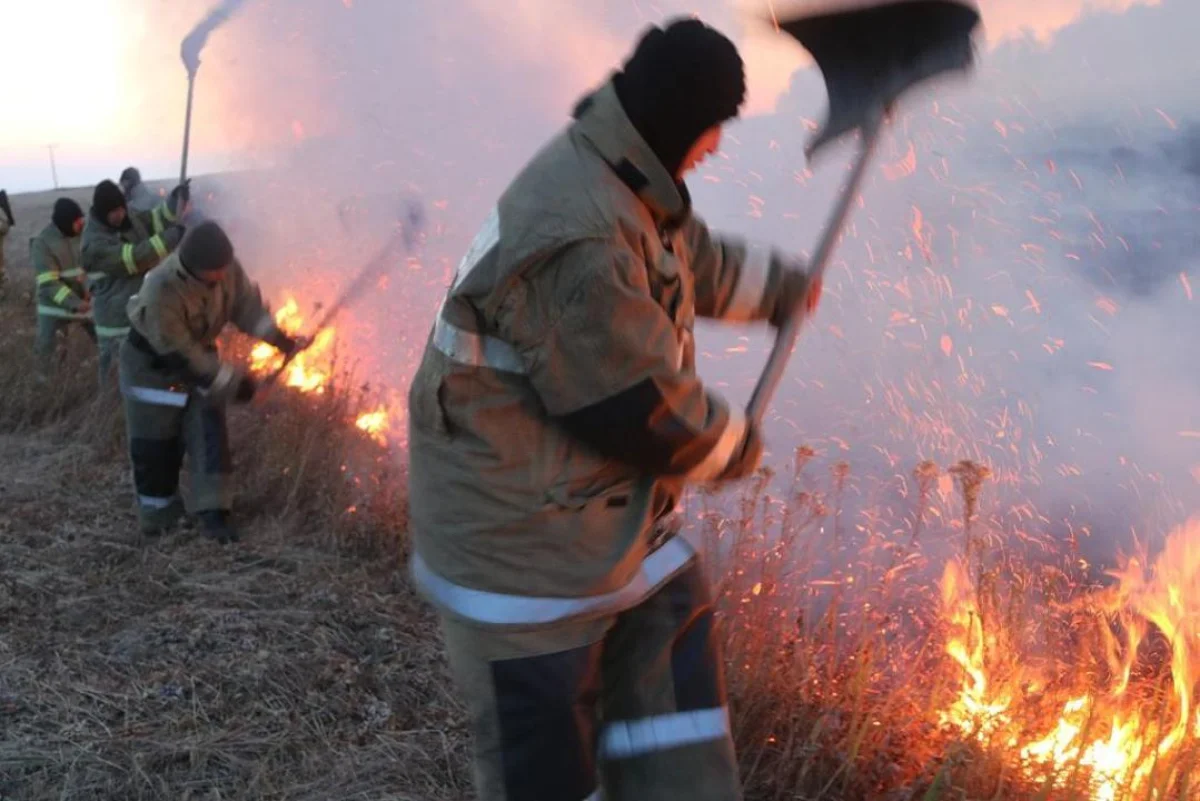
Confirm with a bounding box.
[95,325,131,338]
[125,386,189,408]
[37,305,90,320]
[137,494,176,509]
[600,707,731,759]
[412,536,696,626]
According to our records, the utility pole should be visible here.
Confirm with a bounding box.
[47,144,60,190]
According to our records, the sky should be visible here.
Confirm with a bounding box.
[1,0,1197,566]
[0,0,1171,193]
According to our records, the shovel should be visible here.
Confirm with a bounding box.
[747,0,981,425]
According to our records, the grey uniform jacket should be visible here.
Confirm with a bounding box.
[408,81,797,628]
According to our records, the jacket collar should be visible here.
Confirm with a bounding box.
[573,80,691,229]
[165,253,203,285]
[89,207,133,235]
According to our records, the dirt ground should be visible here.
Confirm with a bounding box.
[0,186,471,800]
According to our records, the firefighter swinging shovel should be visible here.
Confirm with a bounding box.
[748,0,982,425]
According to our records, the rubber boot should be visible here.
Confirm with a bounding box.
[198,510,240,544]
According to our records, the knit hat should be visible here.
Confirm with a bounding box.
[613,18,746,178]
[52,198,84,237]
[119,166,142,187]
[179,220,234,274]
[92,180,127,219]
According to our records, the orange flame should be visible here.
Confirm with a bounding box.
[246,295,401,446]
[249,297,335,393]
[354,407,390,445]
[940,518,1200,800]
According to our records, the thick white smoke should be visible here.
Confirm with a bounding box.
[170,0,1199,570]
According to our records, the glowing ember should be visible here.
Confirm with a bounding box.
[1155,108,1178,130]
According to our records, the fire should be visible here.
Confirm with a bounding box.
[939,518,1200,800]
[249,297,336,393]
[939,560,1012,736]
[245,294,401,446]
[354,407,390,445]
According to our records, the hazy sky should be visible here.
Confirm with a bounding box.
[0,0,1169,193]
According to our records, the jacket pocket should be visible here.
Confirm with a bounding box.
[544,478,641,571]
[546,474,634,512]
[408,355,453,438]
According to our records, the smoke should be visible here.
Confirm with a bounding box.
[164,0,1200,571]
[180,0,252,75]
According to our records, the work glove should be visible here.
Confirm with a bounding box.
[234,373,257,404]
[273,332,310,356]
[162,224,186,250]
[769,256,821,328]
[168,180,191,217]
[716,421,764,481]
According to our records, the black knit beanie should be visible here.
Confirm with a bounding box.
[52,198,84,237]
[612,18,746,177]
[180,220,234,274]
[93,180,127,220]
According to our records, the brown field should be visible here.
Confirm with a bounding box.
[2,186,1185,801]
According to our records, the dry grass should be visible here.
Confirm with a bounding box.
[701,462,995,801]
[0,289,469,800]
[4,188,1185,801]
[0,190,467,801]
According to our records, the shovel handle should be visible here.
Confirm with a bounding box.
[180,71,197,185]
[746,114,884,426]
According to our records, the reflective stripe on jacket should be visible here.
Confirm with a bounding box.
[82,201,180,337]
[407,81,792,624]
[126,252,281,393]
[31,223,89,320]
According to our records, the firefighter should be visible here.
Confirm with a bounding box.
[120,220,304,542]
[119,167,159,214]
[32,198,95,362]
[0,189,13,296]
[407,18,821,801]
[82,178,187,381]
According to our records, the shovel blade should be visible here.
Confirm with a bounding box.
[780,0,982,155]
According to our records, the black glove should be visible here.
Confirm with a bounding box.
[272,332,299,356]
[234,374,257,403]
[168,180,191,215]
[769,256,812,328]
[717,422,764,481]
[163,224,186,249]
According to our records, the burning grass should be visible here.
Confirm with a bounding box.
[708,455,1197,801]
